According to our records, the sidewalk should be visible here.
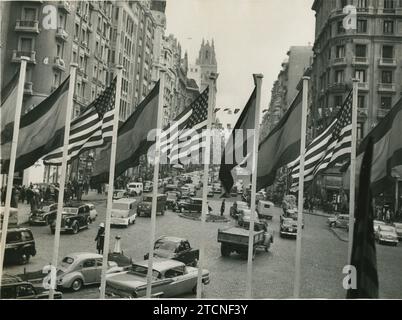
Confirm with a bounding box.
[81,190,108,202]
[303,209,332,218]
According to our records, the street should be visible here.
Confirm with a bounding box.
[4,191,402,299]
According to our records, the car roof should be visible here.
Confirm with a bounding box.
[135,258,185,272]
[1,274,24,286]
[157,236,187,243]
[113,198,137,204]
[191,198,203,201]
[64,252,103,260]
[63,202,87,208]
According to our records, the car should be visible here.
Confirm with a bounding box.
[113,190,127,200]
[213,183,222,194]
[373,220,386,233]
[137,194,167,217]
[257,200,274,220]
[207,186,214,197]
[375,225,399,246]
[86,203,98,222]
[127,182,143,196]
[0,207,19,226]
[176,198,203,214]
[1,228,36,265]
[282,208,305,229]
[144,236,199,267]
[111,198,137,227]
[0,274,62,299]
[55,253,123,292]
[393,223,402,241]
[143,181,153,193]
[166,191,180,209]
[29,202,58,225]
[50,203,91,234]
[280,217,298,238]
[185,184,196,196]
[328,214,349,231]
[105,258,210,298]
[237,209,267,230]
[230,201,249,219]
[180,186,191,197]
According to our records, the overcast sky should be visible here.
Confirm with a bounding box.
[165,0,316,125]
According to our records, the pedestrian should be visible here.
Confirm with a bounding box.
[386,208,392,224]
[20,186,26,204]
[220,199,225,217]
[95,223,105,254]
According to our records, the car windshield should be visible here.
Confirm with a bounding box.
[63,208,78,214]
[154,240,178,252]
[129,265,160,279]
[143,197,153,202]
[381,226,395,232]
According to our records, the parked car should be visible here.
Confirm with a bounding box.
[29,202,57,225]
[50,203,91,234]
[185,184,196,197]
[1,228,36,265]
[257,201,274,221]
[328,214,349,231]
[113,190,127,200]
[143,181,153,193]
[127,182,143,196]
[375,225,399,246]
[373,220,386,233]
[137,194,167,217]
[105,258,210,298]
[144,236,199,267]
[55,253,123,292]
[180,186,191,197]
[111,198,137,227]
[280,217,298,238]
[393,222,402,241]
[166,191,180,209]
[282,208,305,229]
[0,274,62,299]
[207,185,214,197]
[175,198,203,214]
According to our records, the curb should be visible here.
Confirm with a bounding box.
[303,210,332,218]
[178,213,230,223]
[329,227,348,242]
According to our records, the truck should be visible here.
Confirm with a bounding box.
[217,226,273,260]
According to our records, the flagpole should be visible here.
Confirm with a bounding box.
[348,79,359,265]
[48,63,77,299]
[145,69,166,298]
[293,76,309,298]
[196,73,218,299]
[0,57,28,287]
[245,74,263,298]
[99,66,123,299]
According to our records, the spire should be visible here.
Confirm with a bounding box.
[212,38,215,48]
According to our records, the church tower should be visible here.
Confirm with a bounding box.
[195,39,217,92]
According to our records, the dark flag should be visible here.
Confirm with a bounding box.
[347,137,379,299]
[219,88,256,194]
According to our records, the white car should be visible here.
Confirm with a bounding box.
[393,223,402,241]
[127,183,143,196]
[111,199,137,227]
[375,225,399,246]
[373,220,386,232]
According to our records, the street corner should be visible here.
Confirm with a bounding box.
[329,226,348,242]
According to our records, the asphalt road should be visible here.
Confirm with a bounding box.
[4,191,402,299]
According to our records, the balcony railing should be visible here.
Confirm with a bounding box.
[15,20,39,33]
[53,56,66,71]
[357,82,369,91]
[332,57,347,66]
[11,50,36,64]
[24,82,33,95]
[58,1,71,14]
[352,57,369,65]
[379,57,397,67]
[378,83,396,92]
[328,82,348,93]
[377,108,390,119]
[56,27,68,41]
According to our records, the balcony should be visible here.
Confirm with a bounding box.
[379,57,397,67]
[53,56,66,71]
[332,57,347,67]
[58,1,72,14]
[378,83,396,92]
[24,82,33,95]
[377,108,390,119]
[15,20,39,33]
[11,50,36,64]
[357,82,369,91]
[352,57,369,66]
[328,82,349,93]
[55,27,68,41]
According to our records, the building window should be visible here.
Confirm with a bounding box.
[357,19,367,33]
[335,70,344,83]
[72,50,77,63]
[355,44,367,57]
[383,20,394,34]
[382,45,394,58]
[384,0,395,10]
[75,23,79,39]
[358,96,365,109]
[381,96,392,109]
[336,45,345,58]
[381,70,393,84]
[357,123,364,141]
[355,69,366,82]
[19,37,33,52]
[56,43,64,57]
[22,7,37,21]
[334,95,343,108]
[357,0,368,9]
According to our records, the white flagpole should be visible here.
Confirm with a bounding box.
[48,63,77,299]
[146,69,166,298]
[0,57,28,286]
[348,79,359,264]
[245,74,264,299]
[99,66,123,299]
[196,73,218,299]
[293,76,309,298]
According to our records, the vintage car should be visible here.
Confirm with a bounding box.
[1,228,36,265]
[282,208,305,229]
[50,203,91,234]
[143,181,153,193]
[55,253,123,292]
[113,190,127,200]
[256,201,274,221]
[207,185,214,198]
[29,202,58,225]
[0,274,62,299]
[213,183,222,194]
[230,201,249,219]
[144,236,199,267]
[185,184,197,197]
[166,191,180,209]
[127,182,143,197]
[374,220,386,232]
[137,194,167,217]
[175,198,203,214]
[111,198,137,227]
[328,214,349,231]
[105,258,210,298]
[237,209,267,230]
[393,222,402,241]
[280,217,298,238]
[375,225,399,246]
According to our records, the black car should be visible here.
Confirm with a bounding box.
[29,202,58,225]
[176,198,203,213]
[50,203,91,234]
[2,228,36,265]
[0,275,62,299]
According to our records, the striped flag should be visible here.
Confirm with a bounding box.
[159,87,209,165]
[289,91,353,190]
[347,137,379,299]
[42,78,116,164]
[1,70,19,146]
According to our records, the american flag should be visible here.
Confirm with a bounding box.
[42,78,116,165]
[289,90,353,189]
[160,87,209,164]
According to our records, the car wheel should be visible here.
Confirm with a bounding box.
[71,278,83,292]
[72,222,79,234]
